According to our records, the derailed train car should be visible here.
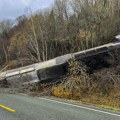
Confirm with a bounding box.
[36,54,73,81]
[35,42,120,81]
[0,42,120,82]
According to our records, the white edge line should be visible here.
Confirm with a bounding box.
[40,98,120,117]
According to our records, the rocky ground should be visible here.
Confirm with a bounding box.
[0,78,51,97]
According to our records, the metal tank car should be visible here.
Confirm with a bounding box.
[114,35,120,42]
[0,42,120,83]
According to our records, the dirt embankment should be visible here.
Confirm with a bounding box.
[50,60,120,110]
[0,59,120,110]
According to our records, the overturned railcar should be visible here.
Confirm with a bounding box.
[35,43,120,81]
[35,54,73,81]
[0,42,120,82]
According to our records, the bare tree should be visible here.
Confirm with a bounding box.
[25,8,41,62]
[0,19,13,62]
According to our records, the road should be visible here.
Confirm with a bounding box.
[0,93,120,120]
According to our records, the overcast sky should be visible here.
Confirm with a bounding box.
[0,0,54,21]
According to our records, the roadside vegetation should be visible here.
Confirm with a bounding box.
[51,59,120,110]
[0,0,120,67]
[0,0,120,110]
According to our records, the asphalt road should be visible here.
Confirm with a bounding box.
[0,93,120,120]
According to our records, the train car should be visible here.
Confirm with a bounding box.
[0,42,120,83]
[114,35,120,42]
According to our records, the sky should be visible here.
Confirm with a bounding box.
[0,0,54,21]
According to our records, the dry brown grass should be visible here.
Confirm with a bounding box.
[51,59,91,99]
[80,94,120,110]
[51,59,120,109]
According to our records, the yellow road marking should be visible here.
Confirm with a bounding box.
[0,104,16,112]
